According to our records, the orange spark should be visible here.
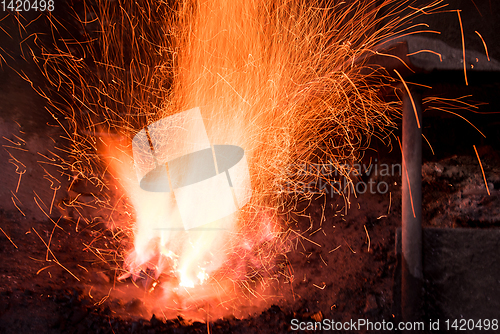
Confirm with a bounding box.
[0,227,18,248]
[407,49,443,62]
[394,69,421,129]
[457,10,468,85]
[475,31,490,61]
[473,145,490,196]
[398,136,416,219]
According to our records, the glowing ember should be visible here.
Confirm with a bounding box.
[14,0,448,319]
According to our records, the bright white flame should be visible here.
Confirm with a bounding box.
[178,270,195,288]
[132,107,252,230]
[197,268,209,285]
[111,107,255,288]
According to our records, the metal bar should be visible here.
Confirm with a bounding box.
[401,88,423,324]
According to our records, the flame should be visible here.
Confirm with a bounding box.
[9,0,449,319]
[102,130,282,316]
[102,0,401,313]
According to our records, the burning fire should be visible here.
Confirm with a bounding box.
[6,0,449,319]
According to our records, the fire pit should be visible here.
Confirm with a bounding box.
[0,0,499,333]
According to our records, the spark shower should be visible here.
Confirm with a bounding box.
[6,0,448,319]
